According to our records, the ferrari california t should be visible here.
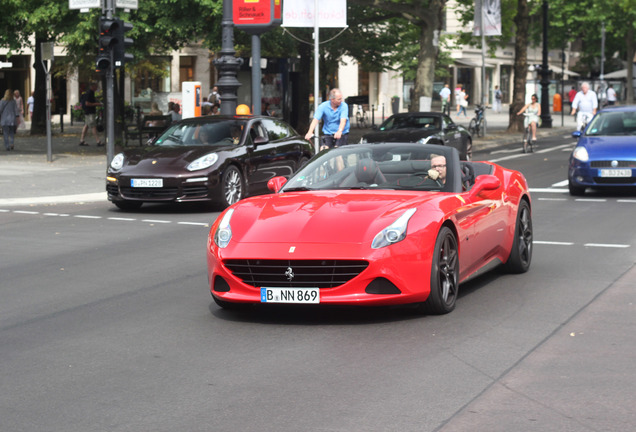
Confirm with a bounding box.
[569,106,636,195]
[207,143,532,315]
[106,115,314,210]
[361,112,472,160]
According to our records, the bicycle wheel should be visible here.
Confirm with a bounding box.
[468,118,477,136]
[478,118,486,137]
[522,127,531,153]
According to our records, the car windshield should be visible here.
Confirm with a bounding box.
[282,144,457,193]
[154,120,247,146]
[379,116,441,131]
[585,112,636,136]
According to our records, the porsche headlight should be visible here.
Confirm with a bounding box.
[187,153,219,171]
[214,209,234,248]
[572,146,589,162]
[110,153,125,170]
[372,208,417,249]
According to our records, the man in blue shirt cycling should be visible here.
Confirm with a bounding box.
[305,88,350,149]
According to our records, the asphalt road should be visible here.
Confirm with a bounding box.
[1,132,635,431]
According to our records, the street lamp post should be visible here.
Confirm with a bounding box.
[214,0,242,115]
[540,0,552,128]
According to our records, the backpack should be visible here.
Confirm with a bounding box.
[495,90,502,100]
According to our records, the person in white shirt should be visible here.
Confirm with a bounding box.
[26,91,34,121]
[439,84,451,115]
[606,84,617,106]
[571,82,598,131]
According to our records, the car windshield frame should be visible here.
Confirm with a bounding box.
[154,119,248,146]
[281,144,461,193]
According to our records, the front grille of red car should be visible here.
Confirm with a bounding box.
[224,259,369,289]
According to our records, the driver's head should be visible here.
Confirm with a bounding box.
[431,155,447,183]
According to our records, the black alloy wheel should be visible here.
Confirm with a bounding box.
[418,226,459,314]
[503,200,533,273]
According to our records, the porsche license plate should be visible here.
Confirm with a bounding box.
[599,169,631,178]
[131,178,163,187]
[260,288,320,304]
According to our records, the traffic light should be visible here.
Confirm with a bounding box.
[96,16,117,73]
[112,18,134,68]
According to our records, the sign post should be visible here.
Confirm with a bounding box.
[41,42,54,162]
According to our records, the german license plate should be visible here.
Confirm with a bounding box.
[131,178,163,187]
[599,169,631,178]
[260,287,320,304]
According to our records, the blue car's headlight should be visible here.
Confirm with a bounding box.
[214,209,234,248]
[572,146,589,162]
[110,153,125,170]
[187,153,218,171]
[372,208,417,249]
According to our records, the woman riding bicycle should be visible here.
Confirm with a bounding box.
[516,94,541,142]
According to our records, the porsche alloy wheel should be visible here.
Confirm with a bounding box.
[221,166,244,208]
[503,200,533,273]
[419,226,459,315]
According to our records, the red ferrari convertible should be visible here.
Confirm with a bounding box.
[207,143,532,314]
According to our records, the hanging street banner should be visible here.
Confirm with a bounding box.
[233,0,282,33]
[473,0,502,36]
[68,0,100,9]
[283,0,347,28]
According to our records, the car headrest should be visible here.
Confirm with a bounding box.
[355,158,379,183]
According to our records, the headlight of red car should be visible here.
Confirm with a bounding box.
[371,208,417,249]
[213,209,234,248]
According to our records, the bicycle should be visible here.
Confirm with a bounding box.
[468,104,486,137]
[355,104,368,128]
[576,111,593,133]
[521,113,535,153]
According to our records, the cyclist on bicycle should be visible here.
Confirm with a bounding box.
[570,82,598,132]
[516,94,541,142]
[305,88,350,150]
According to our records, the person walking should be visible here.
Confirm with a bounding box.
[493,85,503,113]
[439,84,451,116]
[79,82,103,146]
[305,88,350,149]
[457,87,468,117]
[606,84,617,106]
[0,89,19,151]
[14,90,25,130]
[571,82,598,131]
[26,91,34,121]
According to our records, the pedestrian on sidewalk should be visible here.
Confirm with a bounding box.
[457,87,468,117]
[26,91,34,121]
[14,90,25,130]
[0,89,19,151]
[79,82,103,147]
[493,86,503,113]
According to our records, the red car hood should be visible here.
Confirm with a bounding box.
[228,190,443,245]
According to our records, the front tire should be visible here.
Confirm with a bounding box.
[220,165,244,208]
[568,179,586,196]
[503,200,533,273]
[418,226,459,315]
[468,118,477,136]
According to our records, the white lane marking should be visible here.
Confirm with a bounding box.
[552,180,569,187]
[0,192,106,207]
[575,198,607,202]
[535,144,572,154]
[142,219,171,224]
[0,209,9,213]
[529,188,568,193]
[584,243,630,248]
[107,217,136,222]
[535,241,575,245]
[74,215,102,219]
[617,199,636,203]
[178,221,210,227]
[490,148,521,154]
[537,197,567,201]
[14,210,39,215]
[488,144,573,162]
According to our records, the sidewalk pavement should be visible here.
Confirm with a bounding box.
[0,108,576,205]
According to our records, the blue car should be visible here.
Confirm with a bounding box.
[568,106,636,195]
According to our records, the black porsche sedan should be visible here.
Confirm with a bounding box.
[361,112,472,160]
[106,115,314,210]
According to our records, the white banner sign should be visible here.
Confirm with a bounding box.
[116,0,138,9]
[473,0,502,36]
[69,0,100,9]
[283,0,347,28]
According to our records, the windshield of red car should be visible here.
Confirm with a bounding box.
[283,145,456,193]
[154,120,247,146]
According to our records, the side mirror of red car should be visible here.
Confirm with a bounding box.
[469,174,500,198]
[267,176,288,193]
